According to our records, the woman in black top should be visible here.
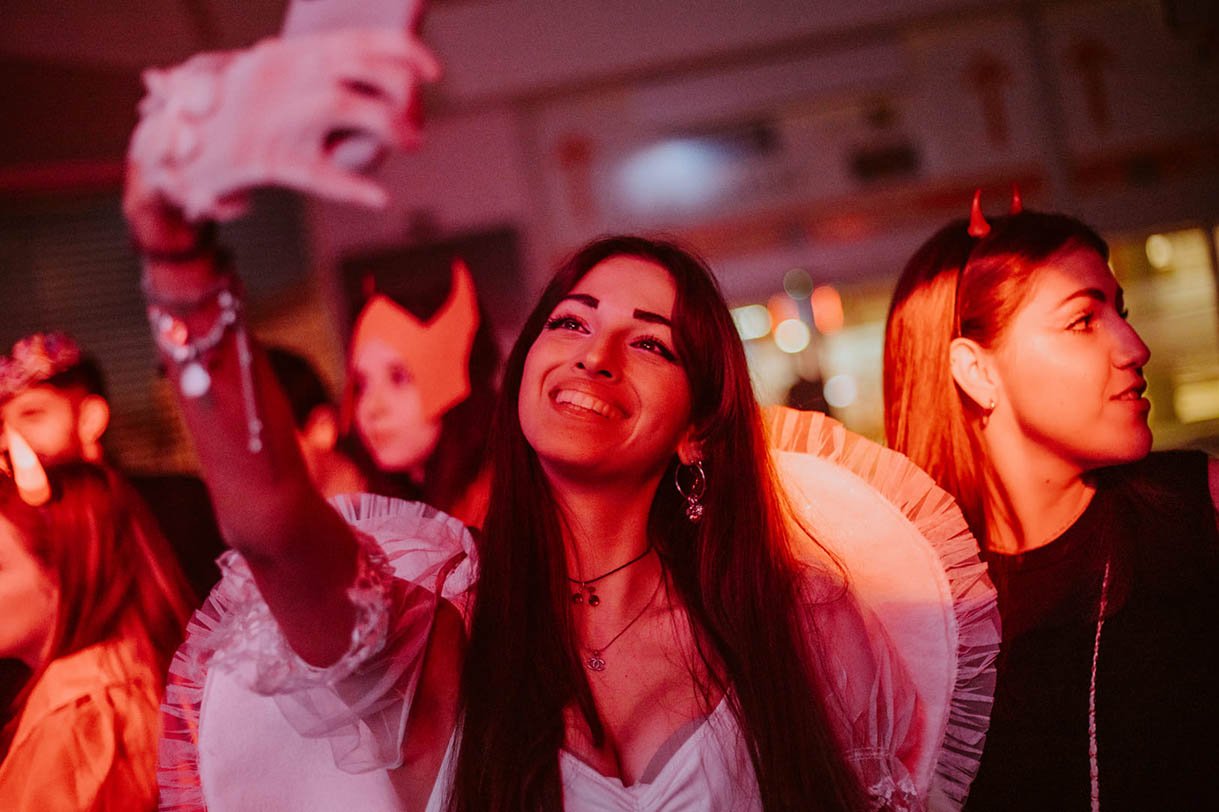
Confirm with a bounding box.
[883,195,1219,810]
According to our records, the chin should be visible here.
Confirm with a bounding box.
[374,452,426,474]
[1099,431,1154,468]
[1130,427,1155,460]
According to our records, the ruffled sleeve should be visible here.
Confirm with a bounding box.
[159,496,477,811]
[806,583,922,811]
[766,406,1000,811]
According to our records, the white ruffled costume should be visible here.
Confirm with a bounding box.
[158,408,999,811]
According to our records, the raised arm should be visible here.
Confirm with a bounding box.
[124,30,439,667]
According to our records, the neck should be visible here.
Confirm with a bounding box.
[551,475,658,575]
[981,428,1095,554]
[542,464,665,611]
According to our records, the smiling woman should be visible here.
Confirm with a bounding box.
[884,200,1219,810]
[519,255,695,489]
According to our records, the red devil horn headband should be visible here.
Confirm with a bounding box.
[967,184,1024,238]
[968,189,990,238]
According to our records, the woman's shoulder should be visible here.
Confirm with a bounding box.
[1100,450,1215,519]
[766,405,999,809]
[1117,449,1210,484]
[17,638,156,721]
[0,642,159,810]
[4,638,159,761]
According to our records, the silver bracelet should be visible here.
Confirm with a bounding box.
[146,279,263,454]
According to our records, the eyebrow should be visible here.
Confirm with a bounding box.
[559,293,672,327]
[1057,287,1111,307]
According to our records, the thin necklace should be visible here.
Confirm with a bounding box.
[568,544,653,608]
[1088,557,1112,812]
[583,570,664,672]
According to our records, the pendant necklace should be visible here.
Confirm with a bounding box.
[583,570,664,672]
[568,544,653,608]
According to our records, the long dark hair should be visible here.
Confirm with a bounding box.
[0,463,193,755]
[884,210,1109,537]
[450,235,866,810]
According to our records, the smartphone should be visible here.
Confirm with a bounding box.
[282,0,426,37]
[281,0,429,171]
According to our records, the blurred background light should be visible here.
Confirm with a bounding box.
[731,303,772,340]
[824,373,858,408]
[1145,233,1173,270]
[767,293,799,326]
[783,267,813,299]
[810,284,844,334]
[773,318,811,353]
[617,138,728,213]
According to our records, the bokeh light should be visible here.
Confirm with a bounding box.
[774,318,811,353]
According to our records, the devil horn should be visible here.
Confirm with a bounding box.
[968,189,991,238]
[1009,183,1023,215]
[6,426,51,507]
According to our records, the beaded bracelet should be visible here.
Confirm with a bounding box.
[145,273,264,454]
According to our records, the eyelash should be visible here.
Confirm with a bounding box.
[1068,312,1095,331]
[544,314,679,362]
[545,314,587,333]
[634,335,678,362]
[1068,304,1130,331]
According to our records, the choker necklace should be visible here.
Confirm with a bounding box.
[583,570,664,672]
[568,545,653,608]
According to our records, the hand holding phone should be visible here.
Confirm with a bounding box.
[282,0,430,171]
[128,28,440,221]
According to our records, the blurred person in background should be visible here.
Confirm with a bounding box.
[341,259,500,527]
[266,345,367,499]
[0,332,226,600]
[0,451,193,809]
[884,195,1219,810]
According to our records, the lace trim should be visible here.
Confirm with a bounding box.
[851,748,922,811]
[765,406,1000,811]
[206,530,394,694]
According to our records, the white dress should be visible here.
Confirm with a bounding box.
[158,408,999,812]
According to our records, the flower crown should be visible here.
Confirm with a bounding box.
[0,332,84,404]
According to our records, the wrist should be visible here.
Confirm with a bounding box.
[131,219,218,264]
[140,246,234,309]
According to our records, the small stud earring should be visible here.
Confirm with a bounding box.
[981,398,996,428]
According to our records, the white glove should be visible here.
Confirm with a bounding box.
[127,30,440,222]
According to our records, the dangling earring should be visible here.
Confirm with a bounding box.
[981,398,996,429]
[675,460,706,523]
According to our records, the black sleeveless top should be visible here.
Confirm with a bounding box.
[966,451,1219,810]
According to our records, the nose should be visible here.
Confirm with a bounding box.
[574,333,621,380]
[358,381,389,421]
[1113,317,1151,369]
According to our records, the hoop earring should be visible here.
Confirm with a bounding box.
[675,460,706,523]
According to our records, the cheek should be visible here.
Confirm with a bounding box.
[0,573,56,658]
[518,347,547,416]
